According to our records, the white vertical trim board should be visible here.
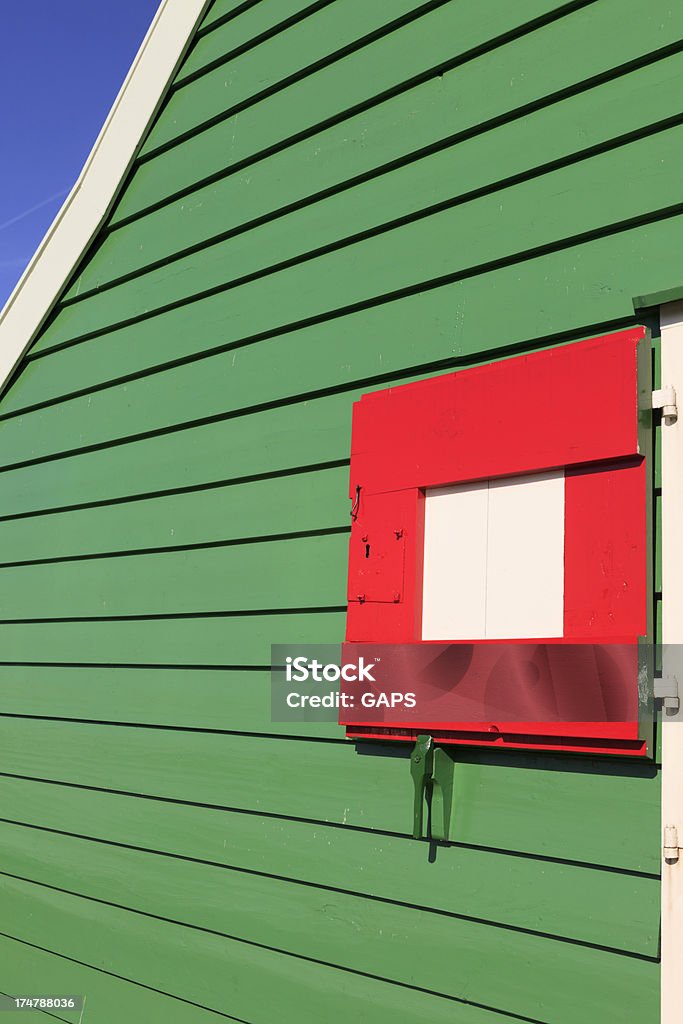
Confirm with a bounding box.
[422,470,565,641]
[660,300,683,1024]
[422,482,489,640]
[0,0,211,399]
[485,470,564,639]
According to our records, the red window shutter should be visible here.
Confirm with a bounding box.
[342,327,653,757]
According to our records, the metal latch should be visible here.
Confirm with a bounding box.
[664,825,681,864]
[652,385,678,421]
[410,734,454,842]
[655,674,680,712]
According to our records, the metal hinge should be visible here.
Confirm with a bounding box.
[652,385,678,421]
[655,674,680,712]
[664,825,681,864]
[410,734,454,842]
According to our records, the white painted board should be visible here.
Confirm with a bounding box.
[422,470,565,640]
[422,482,489,640]
[485,470,565,639]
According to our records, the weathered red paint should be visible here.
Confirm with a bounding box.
[349,328,644,496]
[564,457,648,639]
[343,327,650,756]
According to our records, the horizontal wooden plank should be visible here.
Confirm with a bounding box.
[111,0,599,222]
[58,47,683,316]
[0,465,348,562]
[0,776,659,951]
[36,119,683,377]
[0,932,225,1024]
[155,0,428,152]
[0,240,671,527]
[0,612,345,666]
[0,719,660,870]
[179,0,318,83]
[111,0,602,225]
[0,388,357,516]
[0,154,676,484]
[0,332,645,528]
[0,875,523,1024]
[198,0,253,34]
[0,822,659,994]
[5,870,641,1024]
[143,0,569,159]
[0,532,347,619]
[0,665,341,738]
[25,132,680,418]
[4,204,681,515]
[0,1006,56,1023]
[0,1001,68,1024]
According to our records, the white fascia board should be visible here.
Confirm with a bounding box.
[0,0,212,398]
[660,299,683,1024]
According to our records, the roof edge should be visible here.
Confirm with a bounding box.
[0,0,212,396]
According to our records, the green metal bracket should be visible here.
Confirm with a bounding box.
[410,735,433,839]
[410,735,454,841]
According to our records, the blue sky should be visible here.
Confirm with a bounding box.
[0,1,160,305]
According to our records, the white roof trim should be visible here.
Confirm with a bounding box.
[0,0,212,396]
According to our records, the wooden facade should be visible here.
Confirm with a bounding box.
[1,0,678,1019]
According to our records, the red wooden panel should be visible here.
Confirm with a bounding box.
[347,491,407,603]
[346,488,423,641]
[339,640,644,756]
[350,328,645,496]
[564,458,648,639]
[344,725,645,757]
[343,328,651,756]
[340,640,639,721]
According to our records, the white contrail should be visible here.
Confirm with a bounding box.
[0,187,69,233]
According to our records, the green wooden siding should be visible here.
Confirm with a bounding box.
[0,0,671,1019]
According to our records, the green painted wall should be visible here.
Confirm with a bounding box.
[0,0,674,1019]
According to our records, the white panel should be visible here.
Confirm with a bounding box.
[659,300,683,1024]
[485,470,565,639]
[421,483,489,640]
[422,470,565,641]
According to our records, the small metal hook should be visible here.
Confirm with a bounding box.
[350,484,361,520]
